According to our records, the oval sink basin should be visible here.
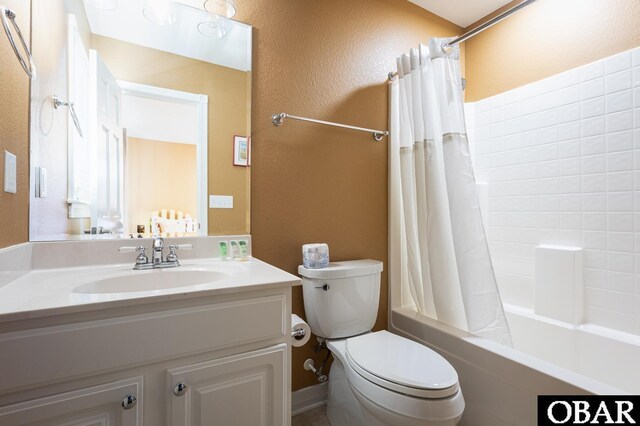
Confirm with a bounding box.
[73,269,229,294]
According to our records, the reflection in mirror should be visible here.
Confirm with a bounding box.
[29,0,251,241]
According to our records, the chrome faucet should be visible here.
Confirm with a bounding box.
[119,239,192,270]
[152,237,165,265]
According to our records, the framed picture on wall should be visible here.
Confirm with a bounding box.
[233,135,249,167]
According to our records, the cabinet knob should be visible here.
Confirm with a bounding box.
[121,394,137,410]
[174,382,188,396]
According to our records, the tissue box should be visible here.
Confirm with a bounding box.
[302,243,329,269]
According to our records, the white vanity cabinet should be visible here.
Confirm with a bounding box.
[0,286,293,426]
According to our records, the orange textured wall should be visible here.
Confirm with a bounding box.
[235,0,462,391]
[0,0,30,248]
[464,0,640,101]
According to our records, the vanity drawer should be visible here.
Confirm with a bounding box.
[0,294,286,394]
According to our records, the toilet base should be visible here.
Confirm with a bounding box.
[327,351,381,426]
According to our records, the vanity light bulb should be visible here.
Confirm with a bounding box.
[198,14,229,39]
[143,0,177,26]
[203,0,236,19]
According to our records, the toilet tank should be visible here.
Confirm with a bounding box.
[299,260,383,339]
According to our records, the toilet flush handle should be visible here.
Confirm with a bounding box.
[315,283,330,291]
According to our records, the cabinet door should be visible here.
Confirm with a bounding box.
[0,377,142,426]
[168,344,287,426]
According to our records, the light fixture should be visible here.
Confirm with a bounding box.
[83,0,118,11]
[197,14,228,39]
[143,0,177,26]
[203,0,236,19]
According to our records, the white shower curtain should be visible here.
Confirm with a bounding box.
[390,38,512,346]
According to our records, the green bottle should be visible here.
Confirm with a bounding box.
[219,241,229,260]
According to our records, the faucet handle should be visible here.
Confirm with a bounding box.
[166,244,192,263]
[119,246,148,265]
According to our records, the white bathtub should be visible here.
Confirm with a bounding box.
[506,304,640,394]
[390,304,636,426]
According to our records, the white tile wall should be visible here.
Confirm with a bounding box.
[466,47,640,336]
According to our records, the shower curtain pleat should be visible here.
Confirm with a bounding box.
[392,38,512,346]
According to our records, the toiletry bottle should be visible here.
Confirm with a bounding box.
[239,240,249,259]
[219,241,229,260]
[230,240,239,259]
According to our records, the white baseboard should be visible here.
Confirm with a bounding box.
[291,382,328,416]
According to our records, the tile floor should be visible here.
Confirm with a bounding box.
[291,405,330,426]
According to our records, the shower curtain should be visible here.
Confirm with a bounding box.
[389,38,512,346]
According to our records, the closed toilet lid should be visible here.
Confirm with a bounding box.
[346,331,459,398]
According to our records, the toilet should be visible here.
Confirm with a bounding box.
[300,259,464,426]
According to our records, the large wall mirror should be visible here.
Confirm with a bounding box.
[29,0,251,241]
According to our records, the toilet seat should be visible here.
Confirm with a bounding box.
[346,331,459,399]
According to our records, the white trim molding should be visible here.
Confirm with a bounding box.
[291,383,327,417]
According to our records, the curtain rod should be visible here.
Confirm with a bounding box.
[387,0,538,81]
[272,113,389,141]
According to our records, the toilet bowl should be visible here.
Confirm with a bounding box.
[299,260,464,425]
[327,332,464,426]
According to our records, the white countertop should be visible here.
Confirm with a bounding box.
[0,257,300,323]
